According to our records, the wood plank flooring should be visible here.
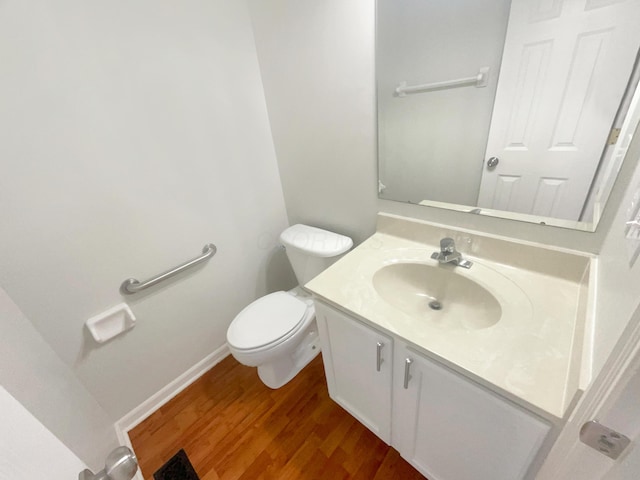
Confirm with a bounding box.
[129,354,426,480]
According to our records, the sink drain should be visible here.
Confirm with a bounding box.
[428,300,442,311]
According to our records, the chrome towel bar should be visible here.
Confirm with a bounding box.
[395,66,490,97]
[120,243,217,294]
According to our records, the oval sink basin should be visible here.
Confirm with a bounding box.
[372,263,501,330]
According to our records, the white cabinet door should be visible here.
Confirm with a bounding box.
[393,345,551,480]
[315,301,393,443]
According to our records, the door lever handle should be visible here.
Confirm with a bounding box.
[79,446,138,480]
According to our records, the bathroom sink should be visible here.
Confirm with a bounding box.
[372,262,502,330]
[305,215,590,418]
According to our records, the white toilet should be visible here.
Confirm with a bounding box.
[226,224,353,388]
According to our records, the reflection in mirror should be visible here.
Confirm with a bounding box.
[377,0,640,231]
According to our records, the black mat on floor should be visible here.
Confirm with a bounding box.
[153,449,200,480]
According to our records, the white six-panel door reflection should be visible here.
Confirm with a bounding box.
[478,0,640,221]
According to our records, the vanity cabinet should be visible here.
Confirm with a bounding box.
[393,343,551,480]
[315,301,393,443]
[315,300,551,480]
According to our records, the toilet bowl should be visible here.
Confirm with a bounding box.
[227,289,318,388]
[226,224,353,388]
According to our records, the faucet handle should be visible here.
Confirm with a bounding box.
[440,237,456,254]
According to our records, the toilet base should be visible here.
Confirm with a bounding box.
[257,327,321,389]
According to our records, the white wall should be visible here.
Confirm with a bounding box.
[377,0,510,205]
[247,0,380,244]
[0,288,117,470]
[0,0,293,420]
[248,0,632,252]
[0,387,87,479]
[538,130,640,477]
[601,353,640,479]
[590,122,640,377]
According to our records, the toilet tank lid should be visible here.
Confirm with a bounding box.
[280,224,353,258]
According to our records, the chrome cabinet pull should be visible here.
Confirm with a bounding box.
[403,358,413,389]
[376,342,384,371]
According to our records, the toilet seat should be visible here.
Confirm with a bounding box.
[227,291,313,351]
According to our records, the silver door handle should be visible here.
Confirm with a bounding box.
[376,342,384,372]
[487,157,499,168]
[79,446,138,480]
[403,358,413,389]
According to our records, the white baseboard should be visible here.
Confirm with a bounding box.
[114,343,230,478]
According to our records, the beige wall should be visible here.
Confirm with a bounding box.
[0,0,292,420]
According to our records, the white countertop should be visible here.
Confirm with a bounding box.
[306,216,593,419]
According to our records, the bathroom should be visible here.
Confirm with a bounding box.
[2,0,640,479]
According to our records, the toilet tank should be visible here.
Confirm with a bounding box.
[280,224,353,285]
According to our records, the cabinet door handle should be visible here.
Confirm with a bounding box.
[403,358,413,389]
[376,342,384,372]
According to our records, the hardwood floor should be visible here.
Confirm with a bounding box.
[129,354,426,480]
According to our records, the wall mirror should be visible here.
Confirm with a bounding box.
[377,0,640,231]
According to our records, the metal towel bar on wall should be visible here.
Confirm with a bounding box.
[120,243,217,295]
[395,66,490,97]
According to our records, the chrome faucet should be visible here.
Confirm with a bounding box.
[431,237,473,269]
